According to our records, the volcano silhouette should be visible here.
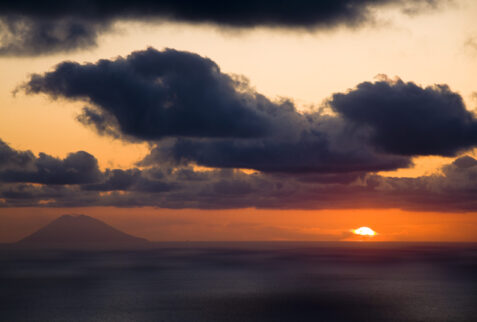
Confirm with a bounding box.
[16,214,149,249]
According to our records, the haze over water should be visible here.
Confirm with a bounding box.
[1,242,476,322]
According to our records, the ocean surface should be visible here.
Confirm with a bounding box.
[1,242,476,322]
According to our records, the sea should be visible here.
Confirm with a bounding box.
[1,242,476,322]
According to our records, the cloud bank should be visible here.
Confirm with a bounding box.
[0,38,473,213]
[2,137,477,211]
[2,45,476,211]
[22,48,477,175]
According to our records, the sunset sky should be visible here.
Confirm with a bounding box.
[1,0,477,242]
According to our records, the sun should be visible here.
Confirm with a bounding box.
[352,227,377,237]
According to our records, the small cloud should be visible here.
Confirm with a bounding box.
[471,92,477,102]
[464,36,477,55]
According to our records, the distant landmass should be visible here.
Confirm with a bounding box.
[15,214,149,249]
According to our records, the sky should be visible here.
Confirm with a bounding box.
[1,0,477,242]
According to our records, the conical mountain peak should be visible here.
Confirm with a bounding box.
[16,214,149,249]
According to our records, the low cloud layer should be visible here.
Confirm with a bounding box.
[0,139,174,192]
[0,0,448,55]
[1,138,477,212]
[0,140,101,185]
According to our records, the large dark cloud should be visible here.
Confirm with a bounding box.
[0,0,441,26]
[0,0,448,55]
[151,77,477,173]
[329,78,477,156]
[23,48,271,140]
[21,48,412,173]
[21,48,477,174]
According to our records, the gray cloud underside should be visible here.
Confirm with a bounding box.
[1,138,477,211]
[0,0,450,55]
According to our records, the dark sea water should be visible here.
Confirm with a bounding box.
[1,242,476,322]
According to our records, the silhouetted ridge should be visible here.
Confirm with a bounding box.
[16,214,148,249]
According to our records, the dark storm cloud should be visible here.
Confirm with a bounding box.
[22,48,477,174]
[329,78,477,156]
[20,50,371,173]
[0,0,444,27]
[138,76,475,173]
[22,48,271,140]
[0,0,449,55]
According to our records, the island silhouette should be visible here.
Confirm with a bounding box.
[15,214,149,249]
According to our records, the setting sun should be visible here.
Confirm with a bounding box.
[352,227,377,237]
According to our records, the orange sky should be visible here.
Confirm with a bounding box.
[1,207,477,243]
[1,1,477,242]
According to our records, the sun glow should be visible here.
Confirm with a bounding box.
[352,227,377,237]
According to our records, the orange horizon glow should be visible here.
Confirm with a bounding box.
[1,207,477,243]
